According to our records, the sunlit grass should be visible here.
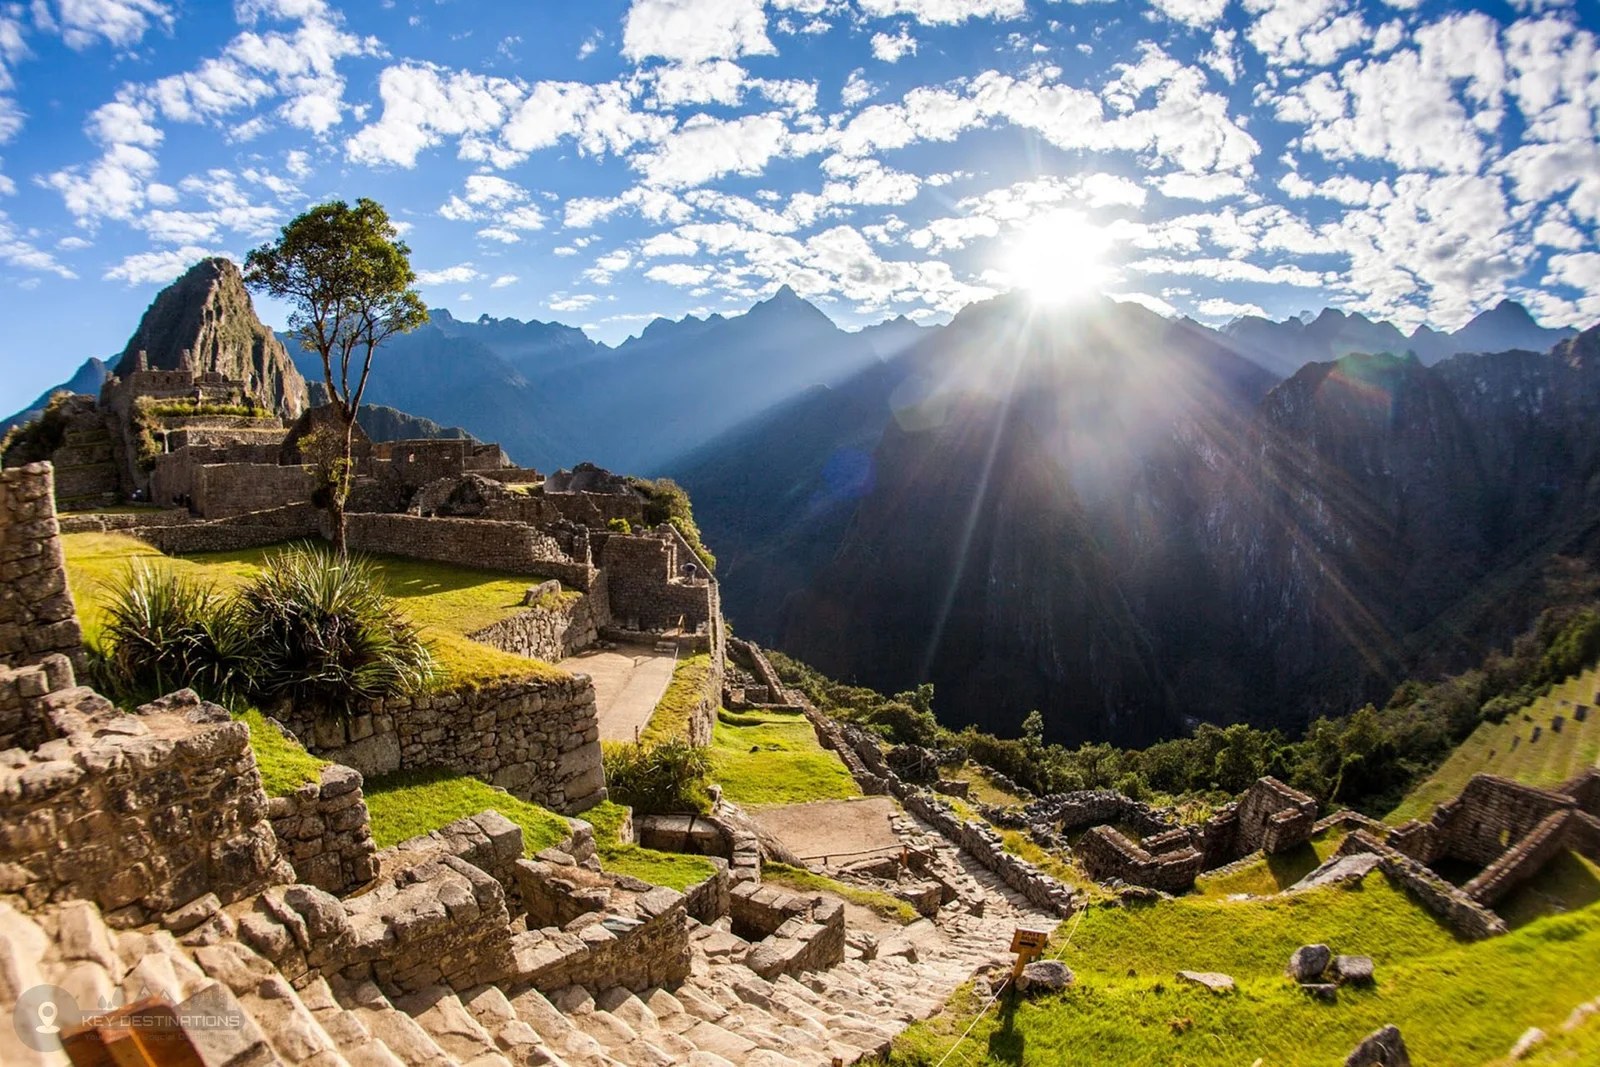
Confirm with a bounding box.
[639,652,713,744]
[1192,828,1348,898]
[708,706,860,807]
[61,531,566,689]
[891,875,1600,1066]
[762,861,919,925]
[583,799,721,890]
[363,768,572,853]
[1389,665,1600,825]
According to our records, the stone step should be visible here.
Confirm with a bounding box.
[395,986,511,1066]
[191,940,355,1067]
[508,987,626,1067]
[338,977,471,1067]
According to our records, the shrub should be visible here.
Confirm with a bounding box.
[602,738,711,814]
[607,517,632,534]
[96,563,246,702]
[235,545,435,720]
[631,477,715,570]
[1,392,74,466]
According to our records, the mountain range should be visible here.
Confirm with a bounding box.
[6,271,1594,744]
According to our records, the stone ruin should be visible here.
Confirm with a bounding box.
[1,457,1048,1067]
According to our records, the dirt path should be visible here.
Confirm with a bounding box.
[559,645,678,742]
[749,796,904,866]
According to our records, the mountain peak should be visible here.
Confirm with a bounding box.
[113,256,308,419]
[1482,299,1535,324]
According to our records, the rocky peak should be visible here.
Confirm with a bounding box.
[113,257,308,419]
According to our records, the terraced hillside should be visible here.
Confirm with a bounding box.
[1390,665,1600,825]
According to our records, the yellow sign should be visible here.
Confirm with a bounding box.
[1010,927,1050,953]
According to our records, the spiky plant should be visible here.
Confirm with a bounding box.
[601,738,712,814]
[97,563,246,702]
[235,544,435,720]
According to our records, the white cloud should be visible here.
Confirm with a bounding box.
[490,273,519,288]
[1148,0,1229,29]
[1194,296,1268,319]
[841,68,876,108]
[870,27,917,63]
[38,0,174,50]
[631,112,794,188]
[1242,0,1365,67]
[621,0,774,65]
[105,244,220,284]
[1159,171,1249,201]
[855,0,1026,26]
[645,262,713,285]
[415,263,483,285]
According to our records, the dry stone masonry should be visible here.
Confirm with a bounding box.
[264,761,379,897]
[0,464,83,672]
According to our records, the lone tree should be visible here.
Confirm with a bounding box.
[244,198,427,555]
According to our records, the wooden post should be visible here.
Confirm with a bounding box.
[1009,926,1050,983]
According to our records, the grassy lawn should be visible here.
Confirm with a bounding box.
[709,706,861,807]
[890,874,1600,1066]
[1496,850,1600,929]
[762,862,919,925]
[236,707,327,797]
[583,800,721,890]
[61,531,565,689]
[1193,828,1349,897]
[362,768,573,853]
[639,652,713,744]
[1389,665,1600,825]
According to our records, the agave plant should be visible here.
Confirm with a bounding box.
[98,563,246,702]
[234,544,435,720]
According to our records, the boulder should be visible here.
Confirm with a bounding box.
[1333,955,1375,986]
[1287,943,1332,982]
[1345,1025,1411,1067]
[523,580,562,606]
[1175,970,1234,994]
[1301,982,1338,1002]
[1508,1028,1547,1060]
[1017,960,1073,994]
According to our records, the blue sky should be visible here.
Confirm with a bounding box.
[1,0,1597,413]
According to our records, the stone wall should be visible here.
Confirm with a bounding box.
[191,462,313,518]
[1333,830,1508,940]
[265,761,379,896]
[1075,825,1206,894]
[0,683,290,927]
[468,593,602,663]
[510,856,693,993]
[1200,776,1319,868]
[601,530,715,633]
[0,463,83,671]
[1392,774,1576,868]
[728,880,846,979]
[345,512,595,590]
[276,674,607,814]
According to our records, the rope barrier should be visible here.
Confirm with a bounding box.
[931,906,1088,1067]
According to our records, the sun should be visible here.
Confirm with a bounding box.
[1000,211,1113,304]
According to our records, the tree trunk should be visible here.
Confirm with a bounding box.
[333,412,356,558]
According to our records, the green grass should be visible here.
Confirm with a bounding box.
[998,828,1109,900]
[890,875,1600,1067]
[1390,665,1600,825]
[236,706,327,797]
[639,653,713,745]
[362,768,573,853]
[708,706,861,807]
[1193,829,1349,897]
[61,531,566,689]
[1518,1006,1600,1066]
[762,862,919,925]
[583,800,721,890]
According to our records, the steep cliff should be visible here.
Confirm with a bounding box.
[114,257,308,419]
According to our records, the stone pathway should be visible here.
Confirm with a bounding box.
[559,645,679,743]
[1,808,1059,1067]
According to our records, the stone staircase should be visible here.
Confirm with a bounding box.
[1,822,1054,1067]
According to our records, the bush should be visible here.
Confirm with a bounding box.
[631,477,715,570]
[607,517,632,534]
[235,545,435,719]
[1,392,74,466]
[96,564,246,703]
[602,738,711,814]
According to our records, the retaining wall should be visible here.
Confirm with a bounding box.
[345,512,596,590]
[265,761,379,896]
[276,674,607,814]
